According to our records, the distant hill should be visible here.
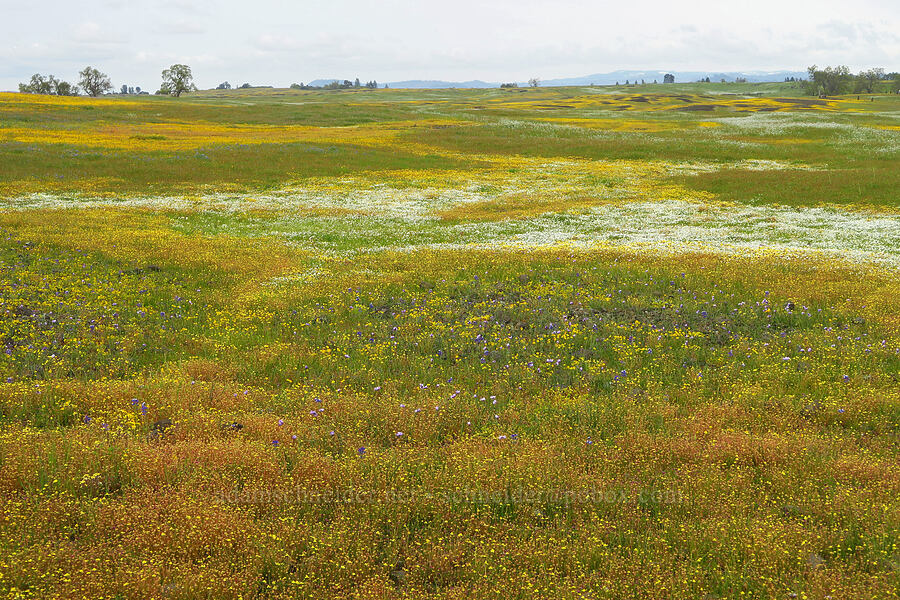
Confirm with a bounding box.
[308,78,495,89]
[310,70,807,90]
[308,79,345,87]
[384,80,495,89]
[540,70,807,86]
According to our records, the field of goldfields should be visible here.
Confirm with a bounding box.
[0,82,898,599]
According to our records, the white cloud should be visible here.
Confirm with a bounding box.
[72,21,127,45]
[158,20,208,35]
[0,0,898,90]
[253,34,305,52]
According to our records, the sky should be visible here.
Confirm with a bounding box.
[1,0,899,91]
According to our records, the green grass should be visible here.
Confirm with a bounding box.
[2,84,897,202]
[672,162,900,207]
[0,141,475,194]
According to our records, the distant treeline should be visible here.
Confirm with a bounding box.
[18,67,116,97]
[18,65,900,97]
[17,64,195,97]
[301,79,380,90]
[804,66,900,96]
[215,79,381,91]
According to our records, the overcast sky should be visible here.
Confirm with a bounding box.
[2,0,898,90]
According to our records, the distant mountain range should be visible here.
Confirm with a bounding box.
[310,70,807,90]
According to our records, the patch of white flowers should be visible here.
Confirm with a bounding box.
[4,156,897,270]
[445,201,900,269]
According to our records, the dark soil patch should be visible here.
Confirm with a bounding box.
[675,104,719,111]
[772,98,829,107]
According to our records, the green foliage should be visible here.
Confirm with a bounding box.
[805,65,852,95]
[323,79,359,90]
[78,66,112,97]
[855,68,886,94]
[18,73,79,96]
[159,64,196,97]
[805,65,892,96]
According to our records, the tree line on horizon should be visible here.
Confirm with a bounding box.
[18,67,114,97]
[17,64,197,97]
[16,65,900,97]
[804,66,900,96]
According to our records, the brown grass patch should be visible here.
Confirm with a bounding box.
[180,359,233,383]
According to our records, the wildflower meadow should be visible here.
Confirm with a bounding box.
[0,82,898,599]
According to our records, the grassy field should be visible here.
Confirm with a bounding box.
[0,82,898,599]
